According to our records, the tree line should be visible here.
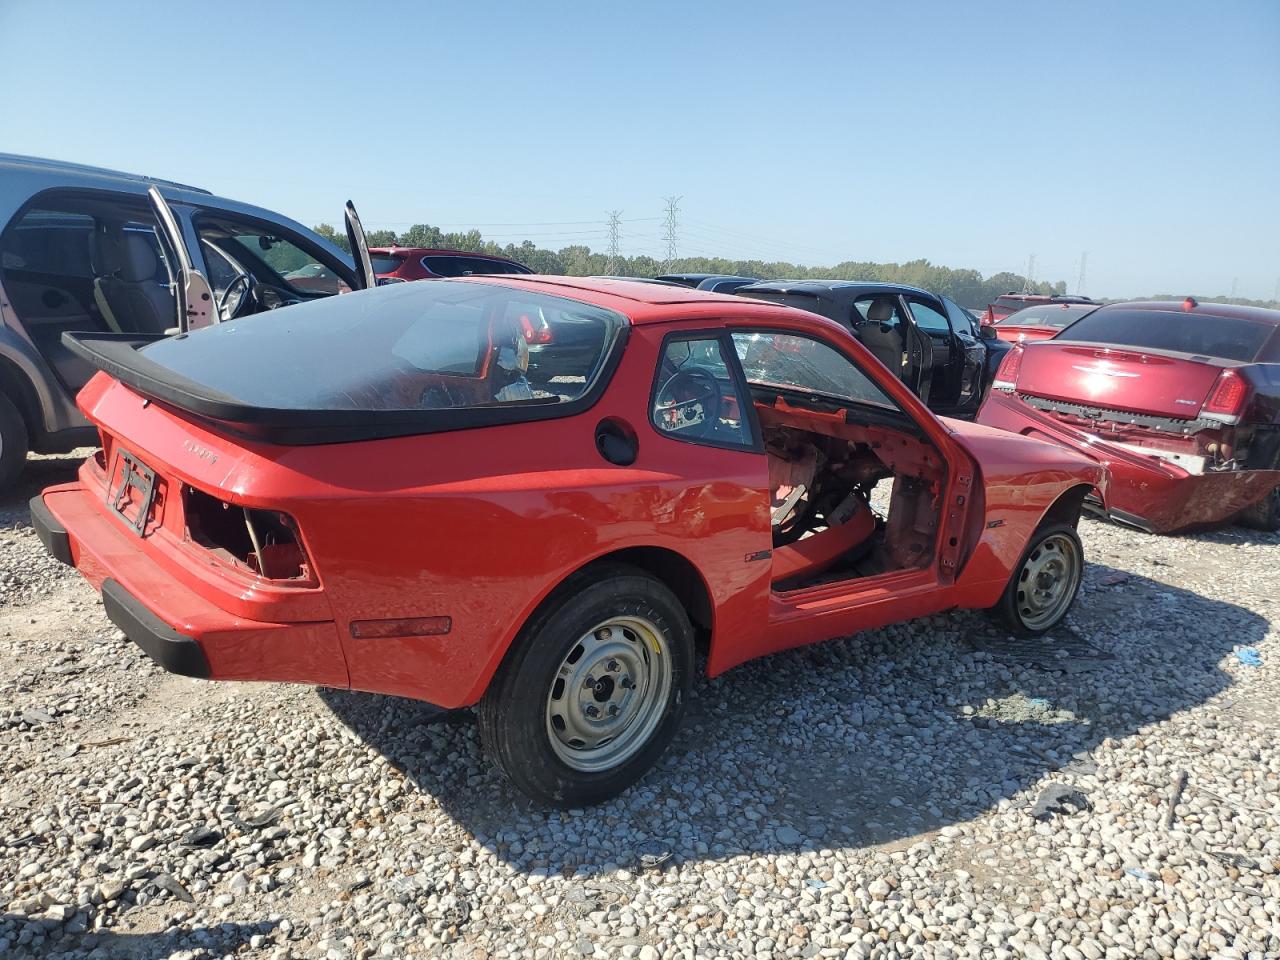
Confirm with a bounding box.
[312,222,1278,310]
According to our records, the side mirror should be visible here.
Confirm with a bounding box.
[979,325,998,341]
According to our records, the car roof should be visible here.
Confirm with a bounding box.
[1098,300,1280,326]
[455,274,818,325]
[0,152,211,195]
[369,247,523,261]
[0,153,353,271]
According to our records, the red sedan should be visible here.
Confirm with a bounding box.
[32,277,1102,806]
[994,303,1099,343]
[369,246,532,282]
[978,299,1280,534]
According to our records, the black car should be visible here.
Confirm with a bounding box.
[734,280,1009,419]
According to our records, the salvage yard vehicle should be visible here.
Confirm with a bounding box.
[981,292,1096,327]
[654,273,762,293]
[978,298,1280,533]
[32,277,1102,806]
[0,153,375,492]
[369,246,532,283]
[735,280,1010,419]
[993,302,1099,343]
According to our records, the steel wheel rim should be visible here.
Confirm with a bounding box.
[545,615,672,772]
[1015,533,1081,630]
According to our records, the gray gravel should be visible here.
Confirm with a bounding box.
[2,456,1277,959]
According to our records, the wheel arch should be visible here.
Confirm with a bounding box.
[465,545,715,705]
[1039,482,1093,530]
[0,354,43,442]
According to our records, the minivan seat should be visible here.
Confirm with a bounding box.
[90,227,174,335]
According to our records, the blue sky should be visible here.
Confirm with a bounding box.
[2,0,1277,299]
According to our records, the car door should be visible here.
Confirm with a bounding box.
[903,294,962,410]
[344,201,376,291]
[148,186,214,332]
[941,296,990,414]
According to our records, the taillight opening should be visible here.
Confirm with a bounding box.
[184,486,311,581]
[993,346,1024,390]
[1199,369,1250,424]
[518,312,554,344]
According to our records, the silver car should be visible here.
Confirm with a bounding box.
[0,154,375,491]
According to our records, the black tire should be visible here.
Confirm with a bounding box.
[1236,485,1280,532]
[0,390,30,495]
[478,564,694,807]
[989,522,1084,636]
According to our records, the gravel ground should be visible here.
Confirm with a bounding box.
[2,455,1278,960]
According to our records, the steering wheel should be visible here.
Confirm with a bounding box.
[654,366,722,439]
[217,272,256,321]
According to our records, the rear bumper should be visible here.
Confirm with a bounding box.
[32,483,349,686]
[978,391,1280,533]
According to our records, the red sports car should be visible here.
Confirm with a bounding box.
[32,277,1102,806]
[994,303,1098,343]
[979,299,1280,534]
[369,246,532,282]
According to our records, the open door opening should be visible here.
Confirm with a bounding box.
[760,398,945,590]
[729,330,946,593]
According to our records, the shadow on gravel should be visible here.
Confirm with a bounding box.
[0,454,86,524]
[319,560,1262,875]
[0,915,271,959]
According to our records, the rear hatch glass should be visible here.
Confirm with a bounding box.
[139,281,620,411]
[370,253,405,274]
[1059,308,1272,362]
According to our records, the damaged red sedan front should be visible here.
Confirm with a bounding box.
[978,299,1280,533]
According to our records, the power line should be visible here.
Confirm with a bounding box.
[662,196,682,266]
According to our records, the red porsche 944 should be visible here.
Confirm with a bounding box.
[33,277,1102,806]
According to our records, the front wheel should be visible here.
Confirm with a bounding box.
[1236,485,1280,532]
[990,522,1084,635]
[478,565,694,807]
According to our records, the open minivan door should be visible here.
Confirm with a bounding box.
[147,186,215,333]
[344,201,376,291]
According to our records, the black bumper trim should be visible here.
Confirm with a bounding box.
[102,578,211,679]
[29,495,74,566]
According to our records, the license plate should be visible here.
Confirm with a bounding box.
[107,449,157,535]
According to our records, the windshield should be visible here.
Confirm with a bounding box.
[1059,308,1273,362]
[140,281,623,411]
[998,304,1096,328]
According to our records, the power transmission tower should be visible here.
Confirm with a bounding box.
[1273,276,1279,304]
[1076,251,1088,296]
[662,196,682,267]
[1230,277,1239,299]
[605,210,622,275]
[1024,253,1037,292]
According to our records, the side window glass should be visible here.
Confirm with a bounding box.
[906,299,952,335]
[651,337,751,448]
[731,332,896,410]
[197,219,349,297]
[943,297,978,336]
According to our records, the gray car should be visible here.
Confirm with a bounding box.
[0,154,376,490]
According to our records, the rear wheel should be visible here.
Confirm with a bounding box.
[478,565,693,807]
[1236,485,1280,532]
[990,522,1084,635]
[0,391,29,495]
